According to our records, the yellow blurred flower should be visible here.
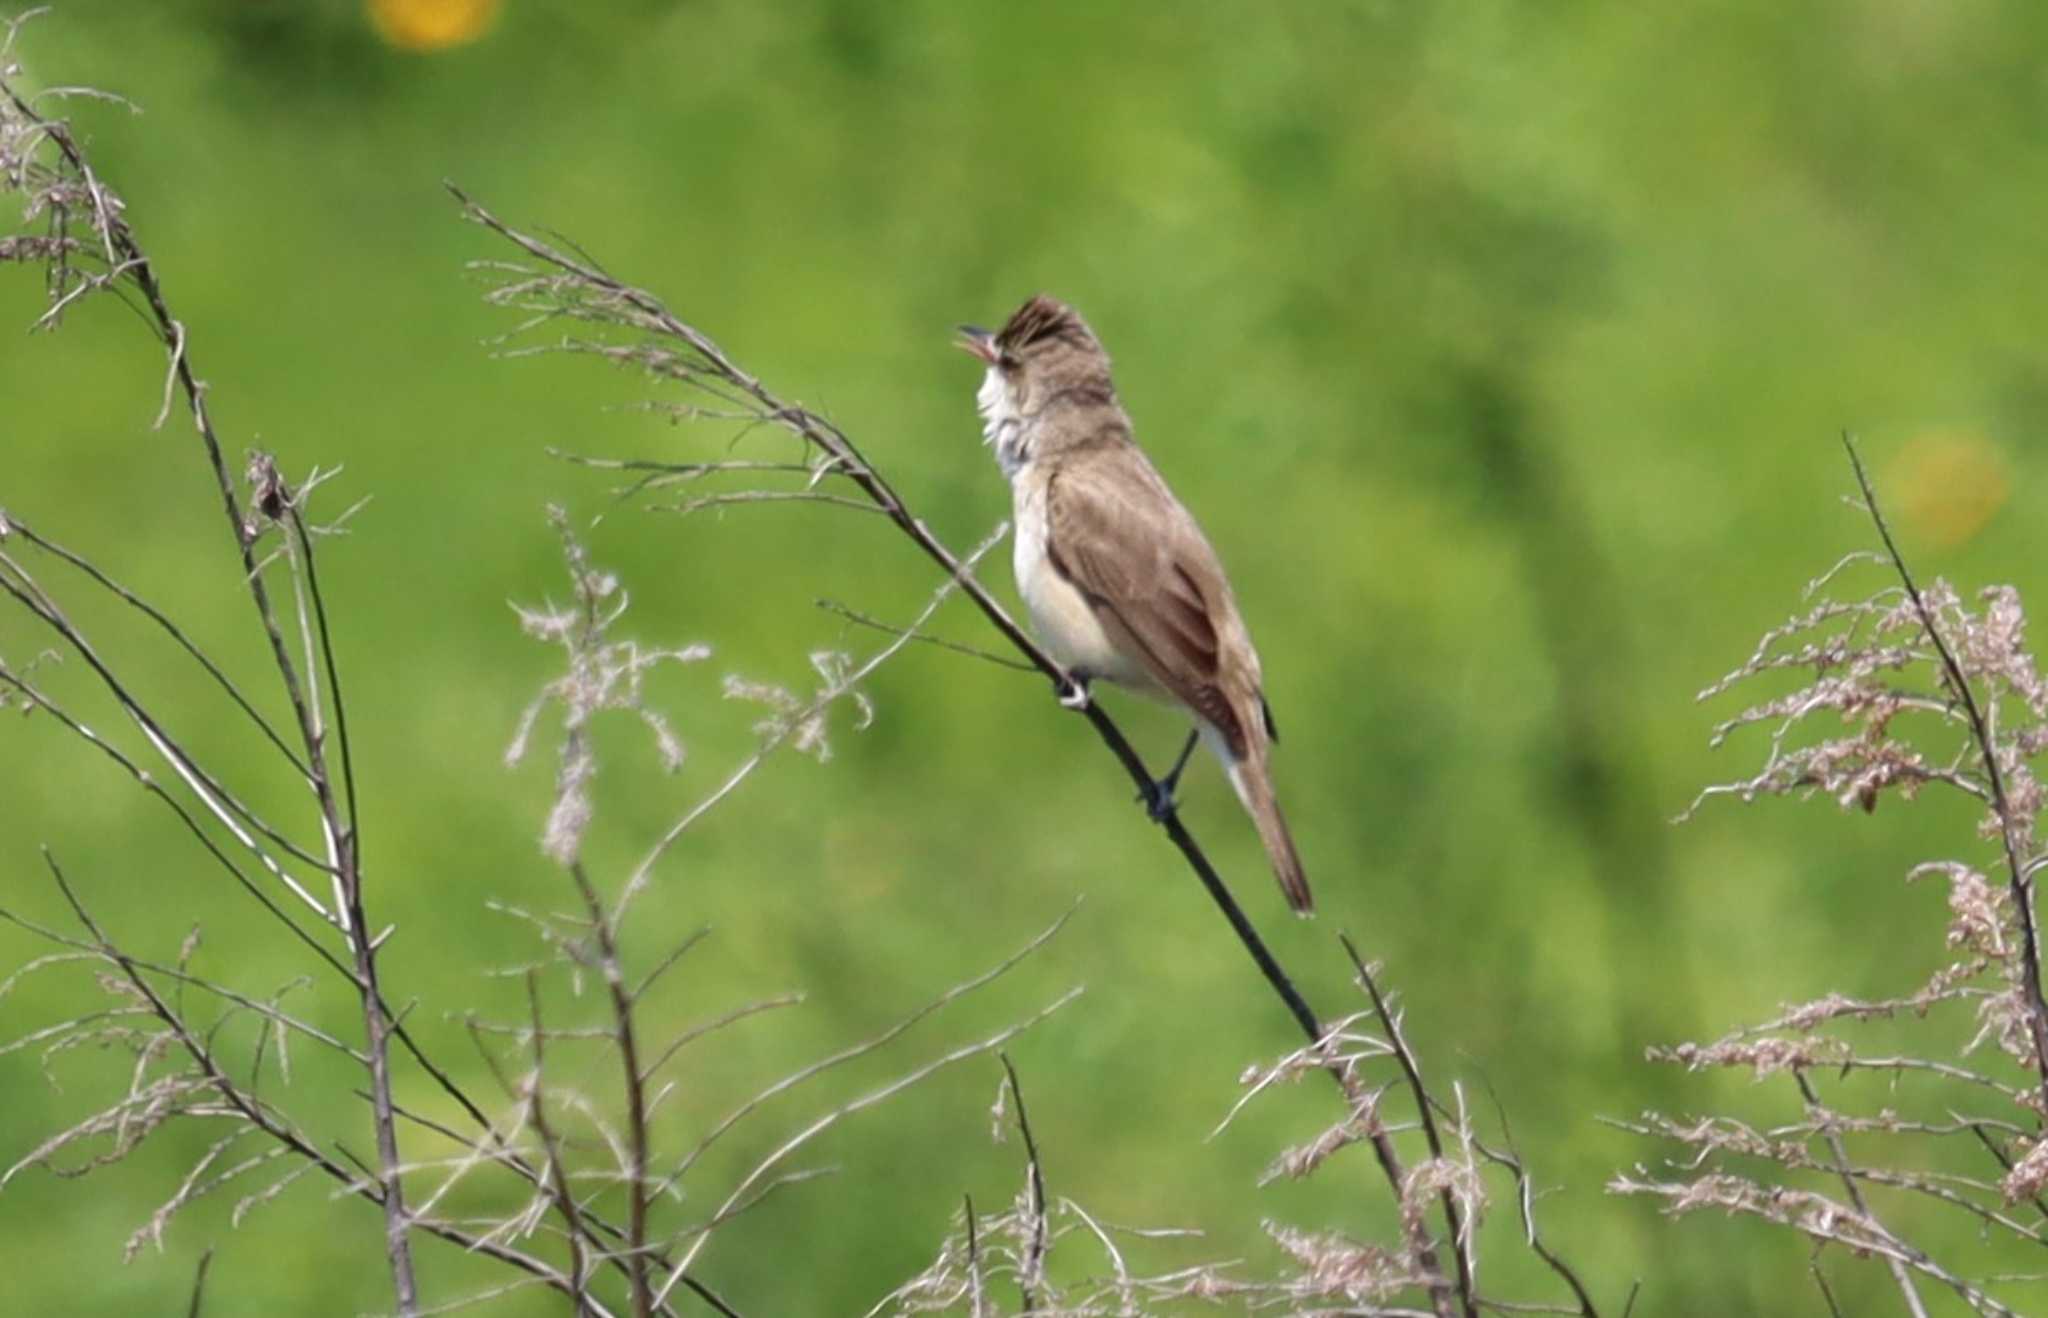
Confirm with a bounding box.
[368,0,500,52]
[1884,428,2009,550]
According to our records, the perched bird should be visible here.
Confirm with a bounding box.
[958,295,1312,913]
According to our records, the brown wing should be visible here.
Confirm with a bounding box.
[1043,446,1251,755]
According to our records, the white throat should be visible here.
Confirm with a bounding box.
[976,366,1029,479]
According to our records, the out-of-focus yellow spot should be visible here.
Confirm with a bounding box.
[1886,429,2009,550]
[368,0,500,52]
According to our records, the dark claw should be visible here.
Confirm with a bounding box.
[1141,730,1201,823]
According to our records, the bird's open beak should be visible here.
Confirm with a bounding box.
[955,324,999,365]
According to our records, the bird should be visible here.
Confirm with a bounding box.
[957,294,1312,914]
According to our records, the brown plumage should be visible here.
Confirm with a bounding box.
[960,294,1312,913]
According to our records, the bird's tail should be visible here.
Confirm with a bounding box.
[1224,750,1313,915]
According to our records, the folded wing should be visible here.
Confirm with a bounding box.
[1043,445,1251,756]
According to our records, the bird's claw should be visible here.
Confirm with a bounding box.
[1055,674,1091,710]
[1139,778,1177,822]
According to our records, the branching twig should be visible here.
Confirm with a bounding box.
[654,987,1083,1304]
[524,974,595,1317]
[1,76,419,1310]
[185,1247,213,1318]
[1344,935,1479,1318]
[567,861,656,1318]
[449,186,1325,1049]
[816,599,1037,674]
[999,1054,1050,1312]
[1793,1068,1929,1318]
[1842,433,2048,1113]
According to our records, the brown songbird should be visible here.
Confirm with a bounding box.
[958,295,1312,913]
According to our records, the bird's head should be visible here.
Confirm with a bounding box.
[958,295,1115,471]
[958,294,1113,410]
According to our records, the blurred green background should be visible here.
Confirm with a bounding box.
[2,0,2045,1313]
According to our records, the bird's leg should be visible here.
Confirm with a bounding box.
[1141,728,1202,822]
[1055,669,1092,710]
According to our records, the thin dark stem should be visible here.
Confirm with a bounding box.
[526,973,596,1317]
[0,564,505,1178]
[449,186,1321,1051]
[1469,1081,1600,1317]
[1842,432,2048,1116]
[373,1097,712,1317]
[1794,1068,1929,1318]
[672,1278,743,1318]
[7,517,312,778]
[0,664,345,960]
[570,861,656,1318]
[446,193,1566,1317]
[185,1247,213,1318]
[336,829,416,1315]
[638,994,802,1090]
[1968,1122,2048,1223]
[36,852,589,1310]
[0,554,340,883]
[1811,1262,1844,1318]
[664,490,885,517]
[1156,809,1320,1042]
[815,598,1037,673]
[3,86,420,1311]
[280,495,416,1301]
[1344,936,1478,1318]
[631,927,711,1004]
[964,1193,985,1318]
[287,503,360,846]
[654,907,1073,1201]
[999,1054,1049,1313]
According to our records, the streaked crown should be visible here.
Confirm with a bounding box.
[994,294,1105,362]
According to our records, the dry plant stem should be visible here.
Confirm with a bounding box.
[448,186,1323,1048]
[1967,1125,2048,1222]
[5,516,312,777]
[0,552,341,915]
[524,974,596,1317]
[815,598,1038,673]
[369,1104,733,1318]
[337,820,414,1312]
[963,1194,987,1318]
[0,82,420,1310]
[999,1054,1050,1312]
[1470,1085,1600,1318]
[621,520,1009,907]
[652,987,1084,1306]
[0,662,346,966]
[1258,1015,1458,1318]
[1612,1170,2017,1316]
[568,861,656,1318]
[1812,1263,1845,1318]
[1,58,746,1318]
[447,190,1574,1318]
[1794,1069,1929,1318]
[1842,433,2048,1113]
[0,906,360,1061]
[656,906,1075,1202]
[1343,936,1479,1318]
[37,854,609,1315]
[186,1246,213,1318]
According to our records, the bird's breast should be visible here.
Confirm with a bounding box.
[1009,464,1158,692]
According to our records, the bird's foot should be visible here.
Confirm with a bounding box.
[1055,673,1091,710]
[1138,729,1201,822]
[1139,776,1179,823]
